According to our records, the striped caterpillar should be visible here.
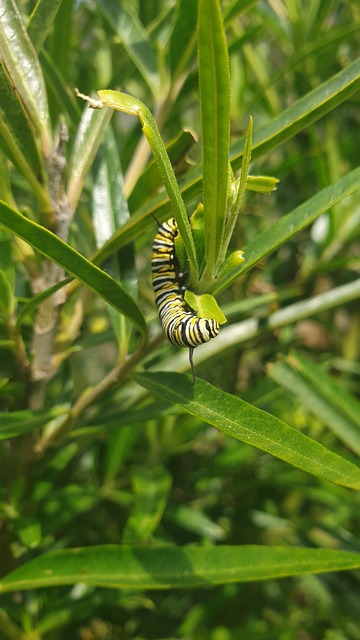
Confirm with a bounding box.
[152,217,220,382]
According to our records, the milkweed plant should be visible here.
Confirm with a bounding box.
[0,0,360,635]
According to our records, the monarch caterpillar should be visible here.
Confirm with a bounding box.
[152,217,220,382]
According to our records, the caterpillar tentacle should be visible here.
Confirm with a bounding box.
[152,217,220,382]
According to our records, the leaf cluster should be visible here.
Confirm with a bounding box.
[0,0,359,638]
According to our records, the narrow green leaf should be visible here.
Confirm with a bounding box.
[0,545,359,592]
[40,51,82,128]
[97,90,199,282]
[223,0,258,22]
[16,278,72,325]
[128,129,197,211]
[26,0,63,52]
[0,0,51,152]
[199,0,230,278]
[133,372,360,490]
[0,268,14,316]
[67,104,113,210]
[267,355,360,456]
[0,65,49,208]
[169,0,198,80]
[290,352,360,429]
[0,63,45,182]
[213,167,360,294]
[92,128,136,352]
[0,407,68,440]
[122,466,172,543]
[97,0,160,94]
[0,201,147,338]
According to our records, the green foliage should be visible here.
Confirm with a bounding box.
[0,0,360,638]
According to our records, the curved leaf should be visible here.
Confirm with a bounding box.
[0,201,147,338]
[133,372,360,490]
[97,90,199,282]
[0,545,359,592]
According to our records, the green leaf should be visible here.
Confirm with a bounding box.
[67,103,113,210]
[213,166,360,294]
[0,64,48,207]
[289,352,360,429]
[0,545,359,592]
[0,268,14,316]
[26,0,64,52]
[0,0,51,153]
[97,90,199,282]
[267,353,360,456]
[128,129,197,211]
[40,51,82,129]
[92,128,136,352]
[97,0,160,94]
[122,466,172,543]
[184,290,227,324]
[133,372,360,490]
[0,201,147,338]
[0,407,68,440]
[16,278,72,325]
[169,0,198,81]
[0,63,43,177]
[199,0,230,278]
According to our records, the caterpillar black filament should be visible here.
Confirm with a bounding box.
[152,217,220,382]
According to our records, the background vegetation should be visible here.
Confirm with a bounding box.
[0,0,360,638]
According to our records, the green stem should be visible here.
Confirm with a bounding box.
[97,90,199,283]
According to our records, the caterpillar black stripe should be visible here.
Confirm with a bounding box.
[152,217,220,382]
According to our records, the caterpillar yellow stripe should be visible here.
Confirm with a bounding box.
[152,217,220,382]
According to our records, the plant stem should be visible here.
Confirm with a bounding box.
[35,332,164,452]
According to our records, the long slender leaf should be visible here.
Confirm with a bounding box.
[0,201,147,338]
[0,545,359,592]
[0,0,51,152]
[199,0,230,278]
[267,354,360,456]
[0,65,49,208]
[97,90,199,281]
[16,278,72,325]
[26,0,64,52]
[0,64,44,181]
[67,104,113,209]
[169,0,198,81]
[0,407,68,440]
[133,372,360,490]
